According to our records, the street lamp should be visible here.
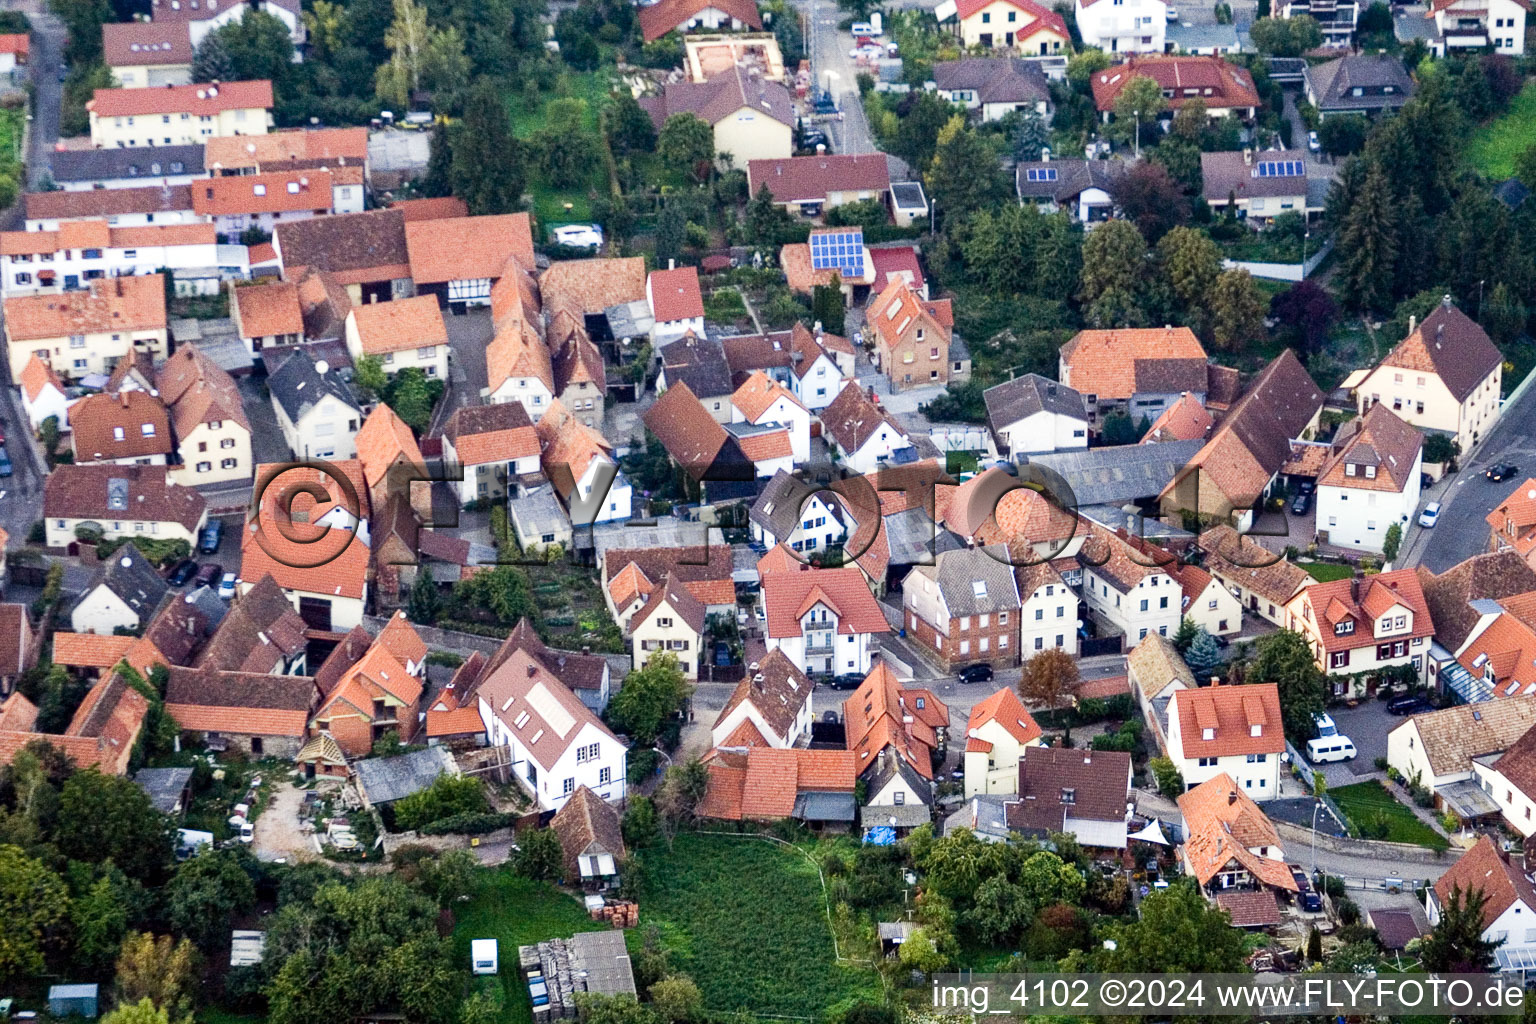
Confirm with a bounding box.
[1310,798,1321,876]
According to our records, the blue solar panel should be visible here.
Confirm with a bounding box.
[1255,160,1304,178]
[809,228,864,273]
[1026,168,1058,182]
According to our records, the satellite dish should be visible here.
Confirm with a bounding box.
[120,556,133,567]
[314,359,329,375]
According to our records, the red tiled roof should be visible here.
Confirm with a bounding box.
[390,196,469,221]
[239,462,370,601]
[5,274,165,343]
[638,0,761,40]
[1292,569,1433,654]
[1091,56,1260,112]
[404,214,534,284]
[1177,772,1297,891]
[102,21,190,67]
[649,266,704,322]
[69,390,172,462]
[90,79,272,117]
[1060,326,1207,401]
[443,401,540,466]
[232,280,303,339]
[763,567,889,638]
[844,662,946,780]
[206,127,368,171]
[746,154,890,205]
[346,294,447,354]
[1171,683,1283,759]
[733,371,806,423]
[1142,392,1213,443]
[965,686,1041,746]
[192,169,334,216]
[1435,834,1536,930]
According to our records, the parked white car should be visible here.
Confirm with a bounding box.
[553,223,604,249]
[1419,501,1441,528]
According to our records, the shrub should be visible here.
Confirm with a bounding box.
[1438,812,1460,834]
[1374,756,1390,772]
[419,812,516,835]
[1337,897,1360,925]
[1321,874,1346,900]
[392,774,490,832]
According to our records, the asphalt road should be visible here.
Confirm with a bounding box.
[25,4,62,191]
[1400,382,1536,571]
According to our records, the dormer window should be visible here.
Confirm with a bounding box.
[1202,727,1215,740]
[1365,465,1377,479]
[1335,620,1354,636]
[1250,723,1262,737]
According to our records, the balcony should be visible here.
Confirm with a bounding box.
[804,636,836,655]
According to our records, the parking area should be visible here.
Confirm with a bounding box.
[1325,701,1403,777]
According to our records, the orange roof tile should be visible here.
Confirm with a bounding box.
[354,402,426,496]
[90,79,272,117]
[732,370,806,423]
[1142,391,1213,443]
[736,427,792,462]
[763,567,889,638]
[18,354,64,403]
[443,402,540,466]
[346,295,447,354]
[4,275,165,343]
[1060,326,1207,401]
[68,390,172,461]
[1171,683,1283,759]
[965,687,1042,746]
[1177,772,1297,891]
[405,214,534,284]
[240,461,370,601]
[232,280,304,339]
[205,127,368,170]
[192,169,335,216]
[649,266,704,322]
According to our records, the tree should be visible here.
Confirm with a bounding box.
[1006,108,1050,162]
[1184,628,1223,681]
[1099,412,1140,445]
[1019,850,1085,907]
[1157,226,1223,319]
[1079,219,1150,327]
[1018,648,1080,709]
[1149,136,1202,195]
[657,114,716,184]
[265,878,458,1024]
[576,994,662,1024]
[165,850,257,951]
[1101,880,1249,972]
[382,366,444,432]
[533,98,597,188]
[57,770,174,882]
[1318,114,1368,158]
[648,978,702,1024]
[1110,75,1168,158]
[811,280,845,336]
[191,33,236,83]
[205,10,300,95]
[607,653,692,747]
[1246,629,1326,742]
[1485,281,1526,345]
[50,0,113,65]
[1516,142,1536,191]
[925,116,1008,221]
[451,79,525,215]
[407,565,440,625]
[892,91,955,173]
[1270,280,1337,357]
[1170,99,1209,144]
[965,875,1031,944]
[1148,757,1184,798]
[513,826,564,881]
[653,759,710,827]
[354,354,388,400]
[1112,162,1189,244]
[609,91,657,156]
[0,844,68,979]
[419,120,455,198]
[1248,14,1321,55]
[1420,884,1501,972]
[115,932,199,1021]
[744,183,792,246]
[1208,269,1266,352]
[101,1000,171,1024]
[1334,161,1399,313]
[375,0,471,109]
[653,205,686,269]
[70,871,133,976]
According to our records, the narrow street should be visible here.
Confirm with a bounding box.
[23,4,62,190]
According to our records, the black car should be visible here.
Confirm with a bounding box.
[1290,492,1310,516]
[1300,891,1323,913]
[827,673,864,690]
[1488,462,1520,482]
[1387,694,1433,716]
[167,559,198,586]
[194,562,223,588]
[198,519,223,554]
[957,663,994,684]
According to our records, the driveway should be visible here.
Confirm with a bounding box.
[435,306,492,435]
[251,780,321,862]
[236,376,296,466]
[23,7,64,192]
[1325,700,1401,776]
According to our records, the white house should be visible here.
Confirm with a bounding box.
[1168,561,1243,638]
[1386,698,1536,793]
[1285,569,1434,693]
[345,295,450,380]
[1074,0,1166,52]
[630,576,707,681]
[961,687,1043,798]
[982,373,1088,461]
[1427,835,1536,977]
[709,648,814,748]
[1315,404,1423,555]
[440,403,542,507]
[266,351,362,462]
[1018,562,1081,657]
[787,324,852,412]
[0,222,221,299]
[1165,682,1284,799]
[474,645,627,813]
[1427,0,1527,54]
[647,266,706,345]
[1471,725,1536,837]
[749,472,854,554]
[17,355,72,432]
[820,383,913,475]
[844,662,948,815]
[763,566,890,677]
[70,543,167,635]
[732,371,811,463]
[537,401,633,527]
[1080,527,1182,649]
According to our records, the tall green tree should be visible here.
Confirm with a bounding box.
[165,850,258,952]
[657,113,715,183]
[1332,160,1399,313]
[1110,75,1167,156]
[1420,885,1501,972]
[50,0,113,64]
[1247,14,1321,55]
[407,565,440,625]
[811,280,845,336]
[1079,219,1150,327]
[191,33,236,83]
[608,91,657,156]
[1184,628,1223,681]
[926,115,1008,222]
[0,844,69,980]
[1208,269,1267,352]
[201,11,298,93]
[450,79,525,214]
[606,653,692,747]
[1156,226,1222,320]
[56,770,174,882]
[892,91,955,173]
[1245,629,1326,742]
[69,869,135,976]
[419,120,454,197]
[115,931,199,1021]
[1100,880,1248,972]
[375,0,471,109]
[533,98,596,187]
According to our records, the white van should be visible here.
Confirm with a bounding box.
[471,939,499,975]
[1307,736,1357,763]
[1313,712,1337,738]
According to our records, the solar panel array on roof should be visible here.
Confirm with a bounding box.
[1025,168,1058,182]
[809,229,864,274]
[1255,160,1304,178]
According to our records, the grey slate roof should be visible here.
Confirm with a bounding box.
[1201,149,1311,204]
[884,506,965,567]
[1015,158,1125,204]
[910,545,1021,617]
[568,931,637,997]
[510,486,571,542]
[749,470,850,540]
[99,542,169,619]
[1165,20,1240,50]
[267,349,360,424]
[355,746,458,804]
[983,373,1086,437]
[863,748,933,806]
[50,145,206,185]
[659,334,733,400]
[794,790,858,822]
[1025,438,1206,507]
[133,765,194,813]
[932,57,1049,106]
[1305,53,1414,112]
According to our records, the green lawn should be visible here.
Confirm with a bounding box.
[1302,562,1354,582]
[452,869,612,1024]
[1469,79,1536,180]
[505,71,612,231]
[628,833,881,1017]
[1330,780,1449,851]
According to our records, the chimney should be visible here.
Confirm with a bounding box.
[1408,314,1416,335]
[582,645,591,654]
[1041,146,1051,162]
[1210,676,1220,687]
[1350,577,1359,603]
[120,391,130,407]
[1228,790,1238,805]
[1442,293,1453,309]
[1243,148,1253,166]
[668,258,676,271]
[527,664,537,677]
